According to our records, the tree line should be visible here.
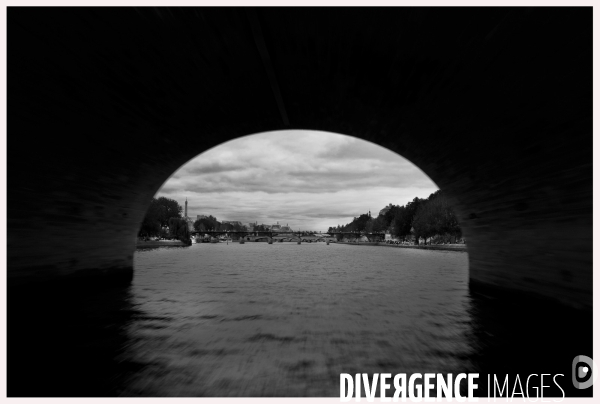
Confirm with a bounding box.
[193,216,246,233]
[327,190,462,244]
[138,197,191,244]
[194,219,279,238]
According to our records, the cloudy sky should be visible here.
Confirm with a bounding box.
[156,130,438,231]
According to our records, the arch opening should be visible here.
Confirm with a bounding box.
[127,130,473,396]
[137,130,456,248]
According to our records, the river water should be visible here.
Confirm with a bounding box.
[123,242,472,396]
[9,242,592,397]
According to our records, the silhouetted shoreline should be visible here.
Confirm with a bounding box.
[137,240,188,248]
[336,242,468,252]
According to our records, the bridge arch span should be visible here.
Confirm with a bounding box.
[8,8,591,310]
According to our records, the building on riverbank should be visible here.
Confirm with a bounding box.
[271,222,293,232]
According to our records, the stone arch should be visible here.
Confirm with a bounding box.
[8,8,591,310]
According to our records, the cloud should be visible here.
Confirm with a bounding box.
[156,130,438,230]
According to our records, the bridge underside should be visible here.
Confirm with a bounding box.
[8,8,591,311]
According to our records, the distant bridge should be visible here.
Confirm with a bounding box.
[191,230,386,242]
[191,230,386,237]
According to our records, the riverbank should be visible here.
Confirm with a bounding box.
[335,241,379,246]
[337,241,467,252]
[136,240,188,248]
